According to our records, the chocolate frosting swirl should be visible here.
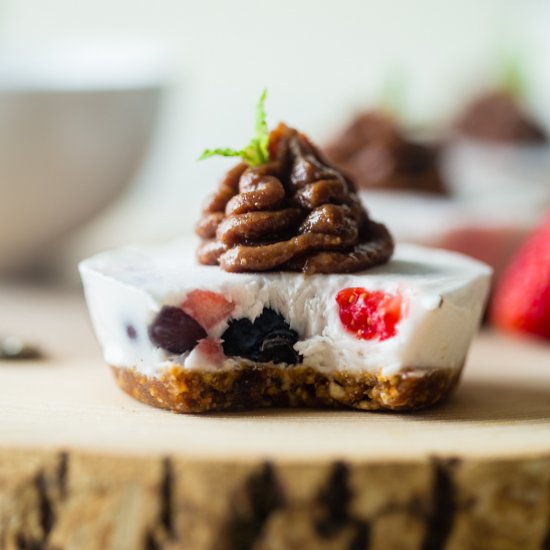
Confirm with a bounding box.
[196,124,393,274]
[456,90,547,144]
[324,111,446,195]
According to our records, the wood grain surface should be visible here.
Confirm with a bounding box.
[0,285,549,549]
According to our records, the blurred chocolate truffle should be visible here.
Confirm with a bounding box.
[455,90,547,144]
[324,111,446,195]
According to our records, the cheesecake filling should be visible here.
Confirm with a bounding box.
[80,241,491,380]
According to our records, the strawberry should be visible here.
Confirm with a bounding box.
[194,339,224,362]
[491,214,550,340]
[185,338,225,370]
[336,288,403,341]
[181,290,234,331]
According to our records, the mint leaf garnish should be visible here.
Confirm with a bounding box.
[198,148,243,161]
[380,71,407,119]
[199,89,270,166]
[499,52,526,99]
[254,88,269,160]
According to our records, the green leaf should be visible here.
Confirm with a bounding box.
[198,89,270,166]
[198,148,244,161]
[254,88,269,163]
[379,71,407,118]
[240,143,262,166]
[498,52,526,99]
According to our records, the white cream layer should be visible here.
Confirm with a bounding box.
[80,240,491,378]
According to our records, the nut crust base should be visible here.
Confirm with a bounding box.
[111,362,462,413]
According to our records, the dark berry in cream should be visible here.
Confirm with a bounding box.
[221,308,301,364]
[149,306,207,354]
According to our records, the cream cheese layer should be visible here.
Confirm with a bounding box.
[80,241,491,378]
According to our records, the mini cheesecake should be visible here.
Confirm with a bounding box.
[442,90,550,209]
[80,241,490,412]
[81,92,491,413]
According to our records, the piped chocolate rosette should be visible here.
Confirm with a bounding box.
[455,90,547,144]
[455,55,547,144]
[323,111,446,195]
[196,92,393,274]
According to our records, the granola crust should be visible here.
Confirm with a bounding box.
[111,362,462,413]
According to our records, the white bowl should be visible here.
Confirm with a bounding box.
[0,42,166,273]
